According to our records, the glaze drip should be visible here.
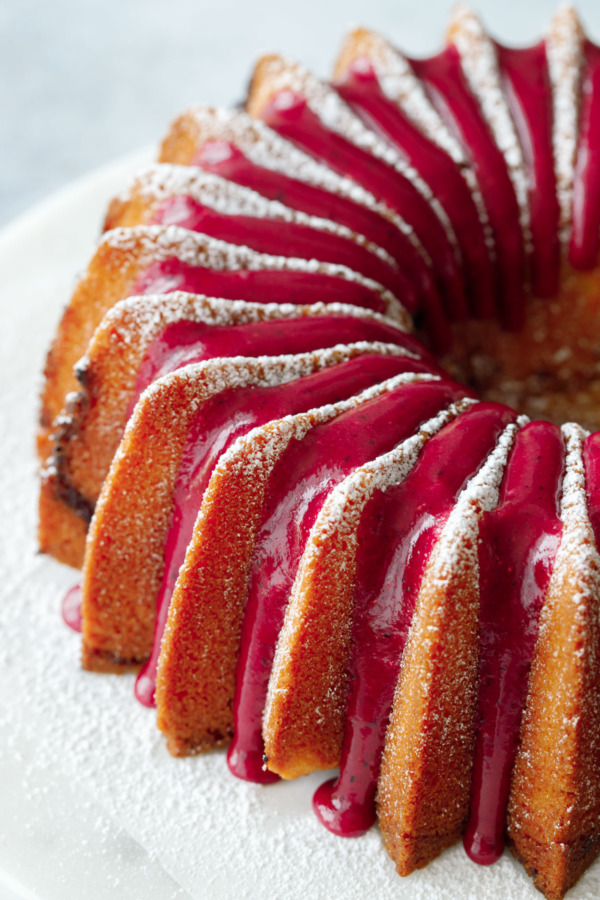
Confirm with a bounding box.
[464,420,564,864]
[571,41,600,269]
[313,402,514,836]
[227,379,465,783]
[135,354,423,707]
[497,42,560,298]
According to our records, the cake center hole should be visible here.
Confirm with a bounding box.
[438,266,600,431]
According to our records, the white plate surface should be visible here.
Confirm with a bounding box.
[0,152,599,900]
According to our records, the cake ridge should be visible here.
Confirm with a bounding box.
[262,395,477,778]
[169,106,422,245]
[37,5,600,897]
[90,290,411,347]
[546,4,586,247]
[507,421,600,897]
[376,417,522,873]
[333,27,495,257]
[246,54,462,265]
[100,223,401,296]
[447,4,533,261]
[108,162,398,269]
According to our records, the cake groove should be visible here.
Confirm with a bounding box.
[37,6,600,898]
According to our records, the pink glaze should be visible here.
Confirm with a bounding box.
[62,584,83,633]
[571,41,600,270]
[583,431,600,550]
[227,379,468,783]
[497,42,560,298]
[313,402,515,837]
[411,46,526,330]
[335,58,494,321]
[134,354,429,707]
[195,140,421,313]
[129,314,431,422]
[131,258,392,316]
[260,89,465,346]
[464,421,564,865]
[151,194,404,296]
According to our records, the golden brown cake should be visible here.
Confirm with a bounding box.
[39,6,600,899]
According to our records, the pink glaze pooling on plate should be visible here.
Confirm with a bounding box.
[134,354,427,707]
[313,402,515,837]
[463,420,564,865]
[150,194,404,296]
[62,584,83,633]
[335,58,492,322]
[227,379,466,783]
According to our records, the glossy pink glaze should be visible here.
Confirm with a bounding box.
[313,402,515,837]
[583,431,600,550]
[62,584,83,633]
[134,354,431,707]
[412,46,525,330]
[227,379,468,783]
[129,314,429,422]
[150,194,403,296]
[262,90,464,304]
[131,257,394,317]
[464,421,564,865]
[335,58,494,322]
[497,41,560,298]
[260,90,463,350]
[194,140,420,313]
[571,41,600,269]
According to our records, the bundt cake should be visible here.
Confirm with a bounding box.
[38,5,600,898]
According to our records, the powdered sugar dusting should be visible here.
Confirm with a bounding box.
[348,30,466,164]
[139,340,414,410]
[448,5,533,260]
[211,370,440,483]
[101,224,410,327]
[117,164,397,269]
[551,422,600,605]
[342,28,493,250]
[426,416,525,581]
[298,398,476,546]
[184,107,422,247]
[256,56,462,265]
[546,3,585,247]
[103,291,408,346]
[9,25,600,896]
[266,397,476,723]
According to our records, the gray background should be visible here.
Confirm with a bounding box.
[2,0,600,230]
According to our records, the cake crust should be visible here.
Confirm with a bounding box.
[507,425,600,900]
